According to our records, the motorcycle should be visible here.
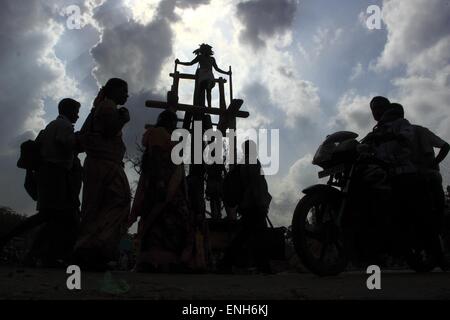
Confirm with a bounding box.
[291,131,445,276]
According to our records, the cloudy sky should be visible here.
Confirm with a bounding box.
[1,0,449,227]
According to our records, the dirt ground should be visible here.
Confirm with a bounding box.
[1,266,449,300]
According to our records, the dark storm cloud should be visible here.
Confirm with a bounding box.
[176,0,210,9]
[92,0,131,29]
[177,0,210,8]
[236,0,298,50]
[157,0,211,22]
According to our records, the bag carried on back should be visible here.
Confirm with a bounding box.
[17,131,43,201]
[17,136,41,170]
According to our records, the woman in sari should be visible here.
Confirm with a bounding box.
[129,110,198,272]
[74,79,131,271]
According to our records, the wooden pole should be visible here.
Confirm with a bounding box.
[218,78,226,110]
[229,66,233,103]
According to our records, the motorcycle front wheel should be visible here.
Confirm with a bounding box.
[292,192,348,276]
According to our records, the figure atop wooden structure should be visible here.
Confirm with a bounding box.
[176,43,231,110]
[145,44,248,221]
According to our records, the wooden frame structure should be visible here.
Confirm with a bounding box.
[145,63,249,164]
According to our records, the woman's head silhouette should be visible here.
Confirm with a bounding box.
[193,43,214,56]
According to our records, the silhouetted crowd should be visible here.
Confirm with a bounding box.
[1,80,449,273]
[0,77,274,274]
[364,96,449,226]
[358,97,450,267]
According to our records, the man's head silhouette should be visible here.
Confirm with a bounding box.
[370,96,391,122]
[58,98,80,124]
[390,103,404,118]
[157,110,178,133]
[104,78,129,106]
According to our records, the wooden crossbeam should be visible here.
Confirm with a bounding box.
[169,72,227,84]
[217,99,243,133]
[145,99,248,118]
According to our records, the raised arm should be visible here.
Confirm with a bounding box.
[435,143,450,165]
[425,128,450,166]
[175,56,199,66]
[212,57,231,75]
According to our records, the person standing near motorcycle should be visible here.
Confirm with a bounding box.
[391,103,450,269]
[290,97,445,275]
[364,96,425,255]
[392,103,449,221]
[366,97,417,177]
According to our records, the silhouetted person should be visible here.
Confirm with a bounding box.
[0,98,82,267]
[73,78,131,271]
[205,148,226,220]
[130,110,200,272]
[392,103,450,221]
[220,140,272,274]
[176,43,231,108]
[365,97,416,176]
[391,102,450,269]
[364,97,427,255]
